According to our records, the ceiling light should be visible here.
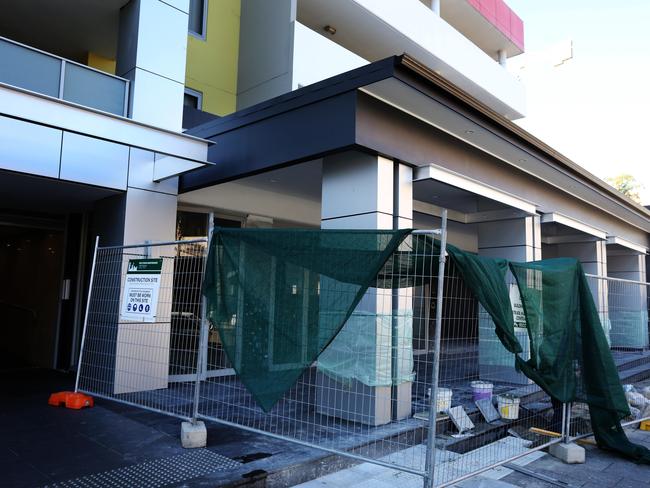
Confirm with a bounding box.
[270,179,279,183]
[518,159,527,163]
[324,25,337,35]
[465,130,474,135]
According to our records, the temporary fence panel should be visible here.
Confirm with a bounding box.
[194,224,567,487]
[76,239,208,420]
[568,274,650,442]
[425,260,560,487]
[585,274,649,350]
[197,230,441,479]
[77,229,643,486]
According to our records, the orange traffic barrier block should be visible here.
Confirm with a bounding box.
[640,420,650,431]
[48,391,94,410]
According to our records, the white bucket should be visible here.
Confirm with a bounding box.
[470,381,494,402]
[435,388,453,413]
[497,394,520,420]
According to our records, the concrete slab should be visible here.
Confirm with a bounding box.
[548,443,585,464]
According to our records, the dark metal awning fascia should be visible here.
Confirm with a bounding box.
[179,55,650,233]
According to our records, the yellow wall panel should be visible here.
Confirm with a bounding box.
[185,0,240,116]
[87,52,116,75]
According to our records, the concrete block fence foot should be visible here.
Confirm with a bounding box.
[181,420,207,448]
[549,442,585,464]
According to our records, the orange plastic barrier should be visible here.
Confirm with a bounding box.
[48,391,94,410]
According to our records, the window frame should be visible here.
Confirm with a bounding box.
[188,0,208,40]
[183,87,203,111]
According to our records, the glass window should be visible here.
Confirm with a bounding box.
[213,217,241,229]
[188,0,206,38]
[176,211,208,241]
[184,88,202,110]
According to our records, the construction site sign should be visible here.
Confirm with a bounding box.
[119,258,163,323]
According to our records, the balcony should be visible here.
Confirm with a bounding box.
[0,36,129,117]
[297,0,526,119]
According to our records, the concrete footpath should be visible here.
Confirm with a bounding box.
[295,428,650,488]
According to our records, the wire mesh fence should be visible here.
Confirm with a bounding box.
[75,230,650,487]
[76,238,208,420]
[424,262,562,487]
[567,274,650,441]
[585,274,649,351]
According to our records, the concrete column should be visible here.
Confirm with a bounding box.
[477,216,540,385]
[498,49,508,67]
[116,0,188,131]
[543,240,609,342]
[478,216,541,261]
[91,149,178,395]
[237,0,296,109]
[432,0,441,15]
[607,248,648,348]
[316,151,413,425]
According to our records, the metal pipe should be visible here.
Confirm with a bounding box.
[585,273,650,286]
[78,389,192,422]
[570,415,650,442]
[424,208,448,488]
[98,238,207,250]
[436,438,564,488]
[74,235,99,392]
[562,402,571,444]
[197,414,426,477]
[192,301,207,422]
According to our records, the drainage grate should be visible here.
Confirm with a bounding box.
[45,449,241,488]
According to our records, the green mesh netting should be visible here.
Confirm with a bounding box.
[447,245,650,464]
[202,229,650,463]
[202,228,410,411]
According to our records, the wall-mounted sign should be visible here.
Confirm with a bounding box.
[119,258,163,323]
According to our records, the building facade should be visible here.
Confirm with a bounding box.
[1,0,648,407]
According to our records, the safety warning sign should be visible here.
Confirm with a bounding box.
[119,258,163,322]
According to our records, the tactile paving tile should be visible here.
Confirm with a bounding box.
[44,449,241,488]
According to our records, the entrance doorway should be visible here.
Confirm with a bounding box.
[0,225,64,370]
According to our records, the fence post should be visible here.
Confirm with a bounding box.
[562,402,572,444]
[424,209,448,488]
[192,297,209,424]
[74,235,100,393]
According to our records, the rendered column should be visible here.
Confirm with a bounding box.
[545,240,610,342]
[92,149,178,395]
[317,151,413,426]
[116,0,188,131]
[477,216,541,385]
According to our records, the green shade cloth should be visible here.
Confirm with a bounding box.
[202,228,410,411]
[202,229,649,463]
[446,245,650,464]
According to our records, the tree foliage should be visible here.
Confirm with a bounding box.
[605,174,643,203]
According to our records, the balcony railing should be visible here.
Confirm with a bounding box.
[0,36,129,117]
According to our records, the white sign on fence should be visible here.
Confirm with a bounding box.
[509,283,527,328]
[119,258,163,322]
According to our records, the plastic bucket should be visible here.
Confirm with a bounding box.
[428,387,453,412]
[497,394,520,420]
[470,381,493,402]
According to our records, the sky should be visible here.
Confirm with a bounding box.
[506,0,650,204]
